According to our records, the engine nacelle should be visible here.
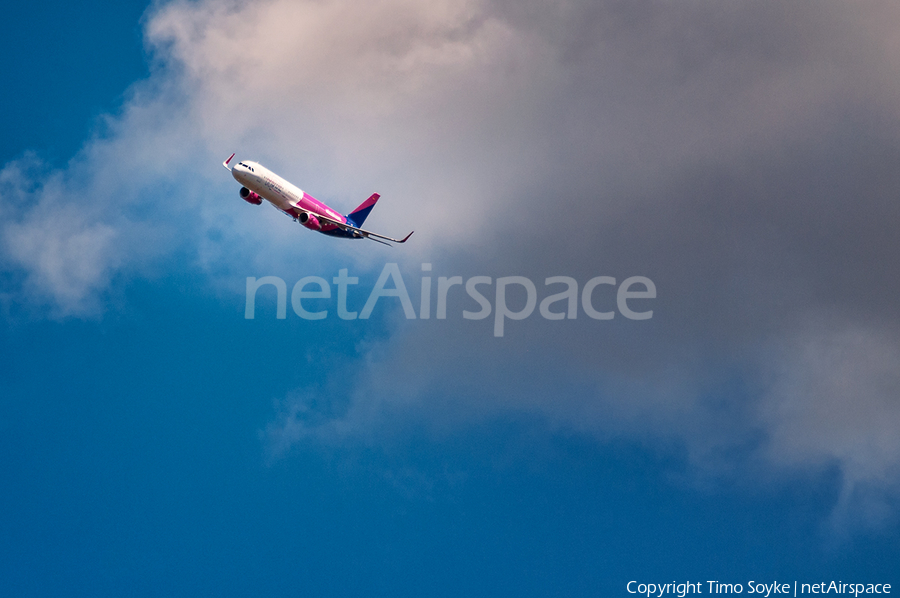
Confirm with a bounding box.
[298,212,322,230]
[239,187,262,205]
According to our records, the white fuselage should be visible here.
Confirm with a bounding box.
[230,160,345,223]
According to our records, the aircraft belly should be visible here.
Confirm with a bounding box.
[263,191,292,211]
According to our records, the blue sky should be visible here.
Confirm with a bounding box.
[0,1,149,167]
[2,1,900,596]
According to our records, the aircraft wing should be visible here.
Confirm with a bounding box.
[297,208,413,245]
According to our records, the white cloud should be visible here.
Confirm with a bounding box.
[3,214,119,317]
[760,320,900,530]
[0,157,121,316]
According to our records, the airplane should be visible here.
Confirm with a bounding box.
[222,153,413,246]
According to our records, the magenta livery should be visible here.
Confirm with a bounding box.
[223,153,413,246]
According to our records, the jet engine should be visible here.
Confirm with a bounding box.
[239,187,262,205]
[298,212,322,230]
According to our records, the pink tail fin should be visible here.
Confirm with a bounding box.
[347,193,380,226]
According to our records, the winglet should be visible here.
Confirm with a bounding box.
[398,231,414,243]
[222,153,235,171]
